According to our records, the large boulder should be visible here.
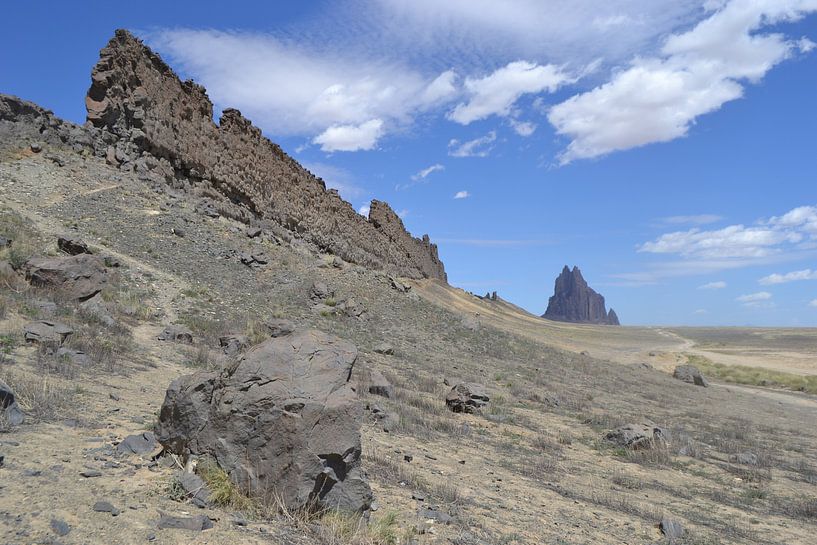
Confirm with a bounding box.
[25,254,108,301]
[605,422,668,450]
[445,383,490,414]
[673,365,709,387]
[23,320,73,345]
[155,329,371,513]
[0,380,25,426]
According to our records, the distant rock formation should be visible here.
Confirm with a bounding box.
[543,266,620,325]
[83,29,446,281]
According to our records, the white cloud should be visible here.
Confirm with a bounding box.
[454,190,471,199]
[148,29,460,151]
[412,164,445,181]
[421,70,459,105]
[810,299,817,308]
[662,214,723,225]
[694,308,708,314]
[448,61,572,125]
[510,119,537,136]
[737,291,772,306]
[639,205,817,259]
[358,204,371,217]
[615,204,817,284]
[699,281,727,289]
[373,0,705,67]
[548,0,817,163]
[313,119,384,152]
[759,269,817,285]
[448,131,497,157]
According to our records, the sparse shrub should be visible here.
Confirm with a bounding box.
[324,298,337,307]
[197,458,256,512]
[182,344,216,370]
[610,471,643,490]
[0,369,73,421]
[245,319,269,345]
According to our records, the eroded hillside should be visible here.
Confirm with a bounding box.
[1,34,817,545]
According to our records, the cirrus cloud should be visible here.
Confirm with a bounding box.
[548,0,817,163]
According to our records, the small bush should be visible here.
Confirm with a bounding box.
[197,459,257,512]
[0,370,73,421]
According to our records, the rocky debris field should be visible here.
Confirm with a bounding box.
[1,76,817,545]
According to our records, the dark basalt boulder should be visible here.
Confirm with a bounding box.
[445,383,490,414]
[57,234,90,255]
[605,422,668,450]
[543,266,620,325]
[155,329,371,513]
[25,254,108,301]
[673,365,709,387]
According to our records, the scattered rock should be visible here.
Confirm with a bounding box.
[264,318,295,338]
[80,469,103,478]
[57,234,90,255]
[373,343,394,355]
[30,142,42,153]
[239,251,268,267]
[418,507,453,525]
[93,500,121,516]
[50,518,70,536]
[25,254,108,300]
[309,282,334,301]
[246,226,262,238]
[543,265,619,325]
[117,432,158,455]
[368,370,394,399]
[79,293,116,326]
[156,329,372,513]
[0,237,10,248]
[673,365,709,387]
[56,347,91,366]
[605,422,668,450]
[195,200,219,218]
[659,518,684,540]
[339,298,366,319]
[219,334,248,356]
[177,471,211,506]
[157,325,193,344]
[157,512,213,531]
[23,320,73,345]
[389,276,411,293]
[445,383,490,414]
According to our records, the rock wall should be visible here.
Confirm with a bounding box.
[85,29,446,281]
[543,266,620,325]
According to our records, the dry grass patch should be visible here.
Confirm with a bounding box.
[686,354,817,394]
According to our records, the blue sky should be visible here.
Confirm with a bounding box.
[2,1,817,326]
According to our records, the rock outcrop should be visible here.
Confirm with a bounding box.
[543,266,619,325]
[155,329,371,513]
[24,255,108,301]
[84,29,446,281]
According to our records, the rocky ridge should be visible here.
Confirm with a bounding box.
[84,29,446,281]
[543,266,619,325]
